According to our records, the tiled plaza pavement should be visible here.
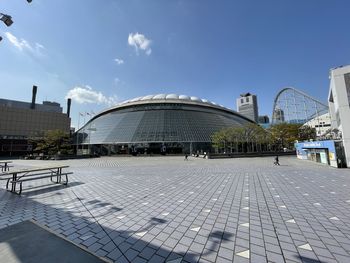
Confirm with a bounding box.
[1,156,350,263]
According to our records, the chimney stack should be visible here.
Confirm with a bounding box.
[31,85,37,109]
[67,98,71,117]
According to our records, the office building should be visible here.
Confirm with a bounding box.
[258,115,270,129]
[0,86,71,155]
[273,108,285,124]
[258,115,269,124]
[236,93,258,122]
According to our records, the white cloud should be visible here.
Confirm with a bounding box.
[5,32,45,55]
[5,32,31,51]
[65,85,118,106]
[128,32,152,55]
[114,58,124,65]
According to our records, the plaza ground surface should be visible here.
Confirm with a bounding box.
[0,156,350,263]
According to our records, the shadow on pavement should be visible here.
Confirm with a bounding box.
[0,186,237,263]
[297,256,325,263]
[0,220,109,263]
[22,181,84,197]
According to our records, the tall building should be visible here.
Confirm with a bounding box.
[0,86,71,155]
[258,115,270,124]
[236,93,258,122]
[273,108,285,123]
[258,115,270,129]
[328,65,350,167]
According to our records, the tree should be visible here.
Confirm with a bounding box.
[268,123,299,150]
[212,122,317,153]
[211,128,230,151]
[211,123,271,153]
[298,125,316,141]
[33,130,73,155]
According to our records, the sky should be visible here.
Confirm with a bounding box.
[1,0,350,128]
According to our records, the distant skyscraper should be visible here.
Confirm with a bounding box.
[236,93,258,122]
[258,115,270,129]
[273,108,285,123]
[258,115,270,124]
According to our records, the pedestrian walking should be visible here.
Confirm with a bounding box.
[184,154,188,161]
[274,155,280,165]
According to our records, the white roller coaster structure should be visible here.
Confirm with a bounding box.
[272,87,329,125]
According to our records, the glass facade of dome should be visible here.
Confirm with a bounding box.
[77,94,255,155]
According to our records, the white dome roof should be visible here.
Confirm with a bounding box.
[166,94,178,99]
[89,93,256,125]
[107,93,238,111]
[153,94,167,99]
[140,95,154,101]
[117,94,227,108]
[179,95,190,100]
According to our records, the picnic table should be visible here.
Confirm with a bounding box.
[0,161,12,172]
[0,165,72,195]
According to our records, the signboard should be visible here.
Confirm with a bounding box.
[294,140,338,167]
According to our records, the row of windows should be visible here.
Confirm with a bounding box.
[314,124,331,127]
[240,97,249,103]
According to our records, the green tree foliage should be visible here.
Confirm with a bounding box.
[211,123,271,153]
[268,123,299,150]
[212,123,316,153]
[33,130,73,155]
[268,123,316,150]
[298,125,317,141]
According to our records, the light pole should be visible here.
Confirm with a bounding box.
[0,13,13,27]
[1,1,32,41]
[76,114,80,155]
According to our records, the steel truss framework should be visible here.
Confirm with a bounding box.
[272,87,329,125]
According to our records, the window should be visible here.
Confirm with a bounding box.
[241,99,243,103]
[246,97,249,102]
[345,73,350,106]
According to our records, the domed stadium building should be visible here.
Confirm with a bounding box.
[76,94,255,155]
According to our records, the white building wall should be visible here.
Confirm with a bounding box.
[303,113,331,137]
[329,65,350,167]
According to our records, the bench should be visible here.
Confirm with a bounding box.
[0,165,73,195]
[0,161,13,172]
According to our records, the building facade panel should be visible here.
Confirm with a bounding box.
[0,87,71,155]
[328,65,350,167]
[0,106,70,137]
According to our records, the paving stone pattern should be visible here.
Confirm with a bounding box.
[1,156,350,262]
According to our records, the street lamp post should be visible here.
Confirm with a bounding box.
[76,114,80,156]
[0,13,13,27]
[1,1,32,41]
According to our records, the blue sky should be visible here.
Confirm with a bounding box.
[1,0,350,128]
